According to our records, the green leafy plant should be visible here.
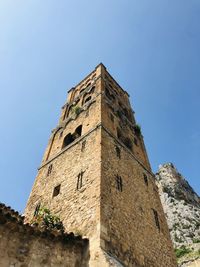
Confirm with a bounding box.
[193,239,200,244]
[31,206,64,231]
[72,106,81,115]
[134,124,141,136]
[175,246,192,259]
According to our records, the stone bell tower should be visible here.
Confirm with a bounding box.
[25,64,177,267]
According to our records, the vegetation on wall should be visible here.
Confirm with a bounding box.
[175,246,192,259]
[72,105,81,115]
[31,206,64,231]
[134,124,141,136]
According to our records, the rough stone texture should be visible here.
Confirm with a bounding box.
[156,163,200,267]
[25,64,177,267]
[101,130,176,267]
[0,203,89,267]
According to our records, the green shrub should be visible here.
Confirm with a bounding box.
[195,221,200,229]
[193,239,200,244]
[134,124,141,135]
[72,106,81,115]
[31,206,64,231]
[175,246,192,259]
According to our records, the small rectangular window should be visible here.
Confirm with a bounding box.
[115,175,123,192]
[152,209,160,230]
[53,184,61,197]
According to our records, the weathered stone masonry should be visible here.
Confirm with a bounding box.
[25,63,177,267]
[0,203,89,267]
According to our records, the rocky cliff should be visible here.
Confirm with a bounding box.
[156,163,200,267]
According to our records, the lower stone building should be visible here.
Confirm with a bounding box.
[0,203,89,267]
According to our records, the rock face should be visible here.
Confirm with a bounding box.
[156,163,200,266]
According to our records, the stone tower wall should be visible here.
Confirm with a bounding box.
[25,64,177,267]
[100,129,176,267]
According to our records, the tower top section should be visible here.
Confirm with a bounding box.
[68,63,129,96]
[66,63,129,106]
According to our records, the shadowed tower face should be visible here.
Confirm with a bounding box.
[25,64,177,267]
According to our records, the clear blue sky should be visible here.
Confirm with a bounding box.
[0,1,200,213]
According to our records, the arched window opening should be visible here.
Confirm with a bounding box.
[80,88,86,95]
[74,125,82,137]
[124,137,132,151]
[84,96,92,104]
[90,86,95,93]
[62,133,74,149]
[62,125,83,150]
[86,82,91,88]
[105,88,115,101]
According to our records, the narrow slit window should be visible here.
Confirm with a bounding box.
[81,140,86,152]
[47,164,53,176]
[115,175,123,192]
[143,174,148,186]
[152,209,160,230]
[115,146,121,159]
[77,171,84,190]
[34,203,41,217]
[59,131,63,139]
[53,184,61,197]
